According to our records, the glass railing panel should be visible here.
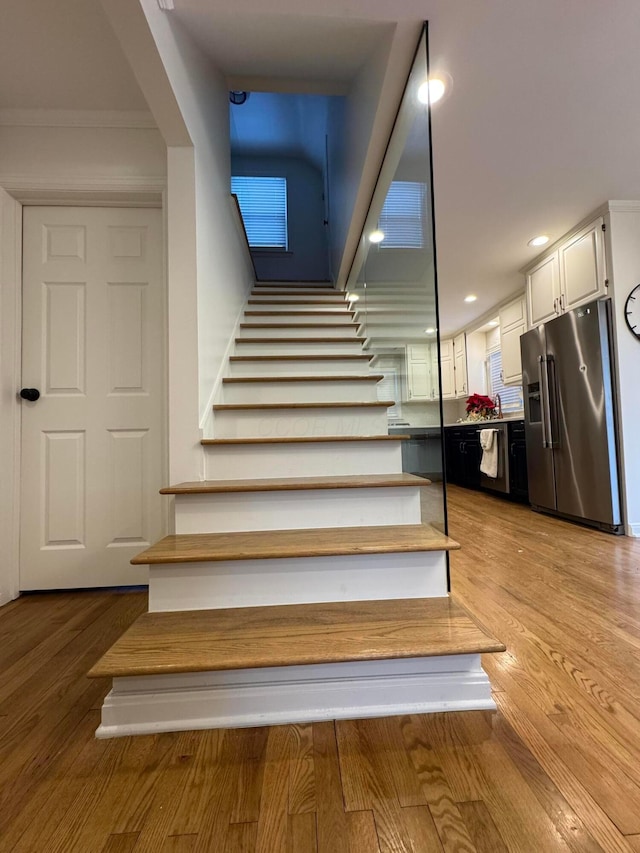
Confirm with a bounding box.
[346,25,445,533]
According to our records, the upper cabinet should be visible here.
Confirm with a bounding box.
[453,333,468,398]
[525,216,607,328]
[499,296,526,385]
[406,344,433,401]
[439,339,456,400]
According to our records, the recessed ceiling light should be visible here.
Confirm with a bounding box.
[424,327,437,335]
[488,320,499,327]
[348,294,360,302]
[418,78,446,105]
[464,294,477,303]
[528,235,550,247]
[369,230,385,244]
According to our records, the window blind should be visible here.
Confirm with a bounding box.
[486,350,523,410]
[231,176,288,249]
[378,181,426,249]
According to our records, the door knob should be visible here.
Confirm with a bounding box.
[20,388,40,402]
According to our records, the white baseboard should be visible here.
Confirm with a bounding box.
[95,654,496,738]
[627,523,640,537]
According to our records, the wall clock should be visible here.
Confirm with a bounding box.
[625,284,640,338]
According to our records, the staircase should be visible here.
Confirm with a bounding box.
[90,283,504,738]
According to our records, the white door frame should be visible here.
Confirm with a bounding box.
[0,177,167,605]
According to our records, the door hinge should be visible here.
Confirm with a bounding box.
[602,222,606,232]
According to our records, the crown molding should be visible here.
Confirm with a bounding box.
[0,109,158,129]
[605,200,640,214]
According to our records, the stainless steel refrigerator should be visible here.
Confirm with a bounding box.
[520,298,623,534]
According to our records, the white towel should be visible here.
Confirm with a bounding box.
[479,429,499,478]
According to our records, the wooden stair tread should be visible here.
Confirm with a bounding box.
[250,289,342,297]
[229,354,372,362]
[160,473,430,495]
[240,323,356,329]
[130,523,460,565]
[244,310,355,317]
[201,434,408,445]
[235,337,363,344]
[248,299,347,305]
[222,374,383,383]
[212,401,394,411]
[88,597,505,678]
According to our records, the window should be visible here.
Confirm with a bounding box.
[231,176,288,249]
[486,349,523,411]
[378,181,426,249]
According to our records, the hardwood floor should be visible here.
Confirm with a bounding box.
[2,485,640,851]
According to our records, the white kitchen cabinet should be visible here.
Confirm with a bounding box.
[560,218,607,312]
[525,216,608,328]
[439,339,456,400]
[499,295,526,385]
[406,344,432,401]
[526,253,561,326]
[453,333,468,398]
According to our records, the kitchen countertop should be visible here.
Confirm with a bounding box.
[444,415,524,428]
[388,425,441,435]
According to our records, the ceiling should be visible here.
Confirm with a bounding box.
[4,0,640,335]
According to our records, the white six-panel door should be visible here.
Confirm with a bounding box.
[20,207,165,590]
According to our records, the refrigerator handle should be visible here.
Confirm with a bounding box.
[544,354,558,449]
[537,356,549,448]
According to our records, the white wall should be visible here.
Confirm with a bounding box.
[139,2,255,475]
[606,208,640,535]
[232,155,329,281]
[0,124,166,188]
[0,188,21,605]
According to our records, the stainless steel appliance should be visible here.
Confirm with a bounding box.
[520,298,623,533]
[479,422,510,495]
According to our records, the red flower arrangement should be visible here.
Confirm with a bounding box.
[465,393,496,417]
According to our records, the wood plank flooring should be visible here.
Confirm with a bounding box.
[2,485,640,851]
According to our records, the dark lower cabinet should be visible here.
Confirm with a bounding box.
[444,428,482,489]
[445,420,529,502]
[508,421,529,502]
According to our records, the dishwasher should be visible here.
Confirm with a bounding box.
[478,422,510,495]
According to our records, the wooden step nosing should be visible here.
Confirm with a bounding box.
[229,354,372,362]
[160,473,429,495]
[222,375,383,383]
[130,524,461,565]
[87,596,505,679]
[244,311,356,317]
[212,401,394,411]
[201,434,409,445]
[239,323,358,329]
[235,337,364,344]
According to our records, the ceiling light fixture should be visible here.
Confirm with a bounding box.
[418,78,446,105]
[464,294,477,303]
[424,327,437,335]
[369,230,385,244]
[528,235,550,247]
[488,320,499,327]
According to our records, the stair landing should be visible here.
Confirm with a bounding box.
[89,596,505,679]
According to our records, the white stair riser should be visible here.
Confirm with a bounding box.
[239,325,360,339]
[235,340,365,356]
[147,551,448,612]
[228,358,371,377]
[221,379,379,404]
[246,304,350,314]
[97,655,495,737]
[213,406,389,438]
[203,440,403,479]
[249,294,346,304]
[244,313,355,325]
[174,487,421,533]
